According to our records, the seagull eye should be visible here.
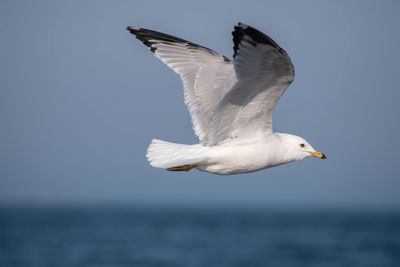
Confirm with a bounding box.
[300,143,305,148]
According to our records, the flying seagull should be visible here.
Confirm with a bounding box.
[127,23,326,175]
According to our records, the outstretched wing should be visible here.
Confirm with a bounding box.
[127,27,237,142]
[205,23,295,145]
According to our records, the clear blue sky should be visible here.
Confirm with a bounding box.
[1,0,399,209]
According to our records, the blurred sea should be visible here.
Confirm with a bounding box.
[0,206,399,267]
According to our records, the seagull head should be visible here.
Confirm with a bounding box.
[281,134,327,161]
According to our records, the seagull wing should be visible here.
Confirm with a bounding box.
[127,27,237,142]
[205,23,295,145]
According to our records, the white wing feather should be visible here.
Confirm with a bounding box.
[205,23,295,145]
[127,27,237,142]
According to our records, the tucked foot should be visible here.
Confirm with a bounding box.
[167,164,196,172]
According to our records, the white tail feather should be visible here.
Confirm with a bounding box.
[146,139,208,169]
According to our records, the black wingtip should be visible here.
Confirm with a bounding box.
[232,22,285,58]
[126,26,139,34]
[126,26,158,52]
[126,26,229,59]
[232,24,244,58]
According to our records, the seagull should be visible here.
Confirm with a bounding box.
[127,23,326,175]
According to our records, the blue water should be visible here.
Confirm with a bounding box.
[0,206,399,267]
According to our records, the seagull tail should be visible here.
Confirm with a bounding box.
[146,139,208,171]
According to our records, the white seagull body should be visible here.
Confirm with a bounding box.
[127,23,326,175]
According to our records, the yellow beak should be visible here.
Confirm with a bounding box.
[310,151,327,160]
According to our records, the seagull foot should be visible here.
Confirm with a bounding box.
[167,164,195,172]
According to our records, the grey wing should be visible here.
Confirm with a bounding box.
[205,23,295,145]
[127,27,237,142]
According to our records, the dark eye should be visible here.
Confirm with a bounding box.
[300,143,305,148]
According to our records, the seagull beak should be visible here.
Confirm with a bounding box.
[310,151,327,160]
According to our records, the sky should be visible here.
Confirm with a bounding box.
[0,0,399,210]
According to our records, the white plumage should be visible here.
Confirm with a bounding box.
[127,23,326,175]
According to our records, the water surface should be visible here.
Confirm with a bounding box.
[1,206,399,266]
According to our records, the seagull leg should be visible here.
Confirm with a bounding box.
[167,164,196,172]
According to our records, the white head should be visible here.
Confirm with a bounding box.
[278,133,327,162]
